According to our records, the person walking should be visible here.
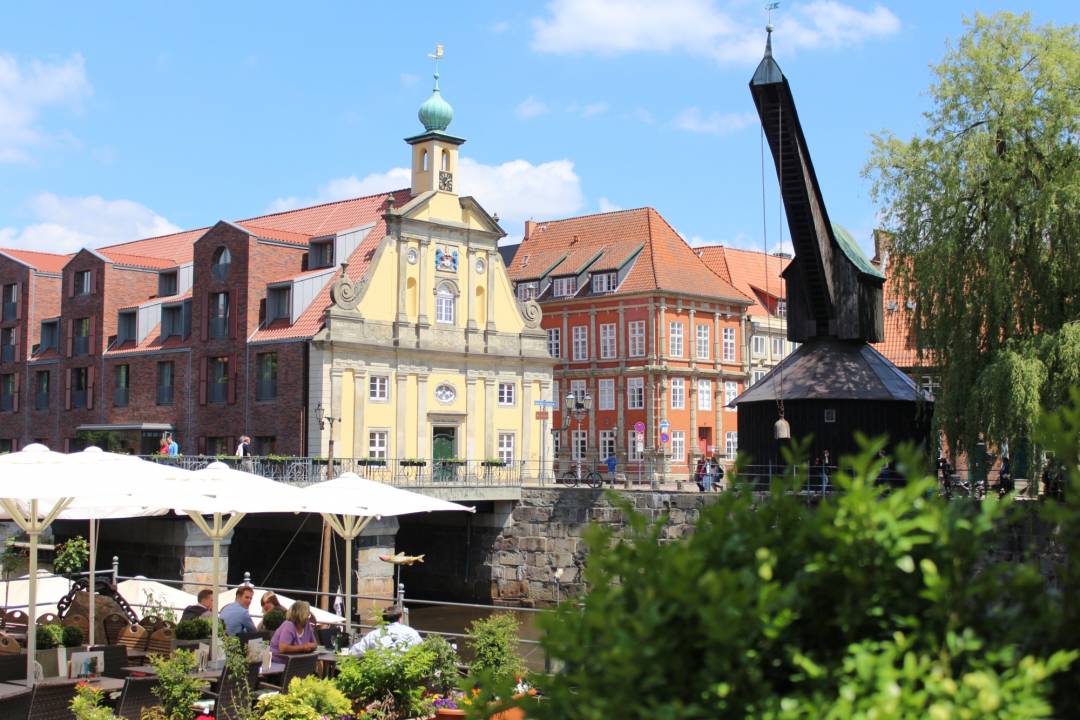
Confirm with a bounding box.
[236,435,254,471]
[165,433,180,456]
[694,458,707,492]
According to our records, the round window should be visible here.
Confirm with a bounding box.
[434,383,456,403]
[407,248,418,265]
[212,247,232,281]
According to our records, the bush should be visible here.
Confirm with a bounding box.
[36,623,63,650]
[62,625,83,648]
[283,675,352,715]
[465,613,524,685]
[525,434,1078,719]
[70,682,118,720]
[142,650,208,720]
[335,643,436,719]
[174,618,211,640]
[53,535,89,574]
[261,608,286,631]
[255,693,322,720]
[422,634,461,695]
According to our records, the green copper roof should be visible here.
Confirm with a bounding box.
[418,72,454,132]
[832,224,885,280]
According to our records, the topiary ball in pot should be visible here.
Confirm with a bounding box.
[262,609,286,631]
[35,624,63,650]
[61,625,83,648]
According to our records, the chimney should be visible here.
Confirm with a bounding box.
[524,220,536,240]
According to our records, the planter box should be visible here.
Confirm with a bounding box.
[35,646,67,678]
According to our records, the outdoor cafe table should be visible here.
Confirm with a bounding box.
[0,682,31,699]
[122,662,285,679]
[4,675,126,692]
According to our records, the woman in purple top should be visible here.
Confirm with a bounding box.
[270,600,318,662]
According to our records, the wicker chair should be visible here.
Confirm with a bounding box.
[138,615,163,631]
[88,645,129,679]
[117,623,150,652]
[146,626,176,655]
[36,612,59,626]
[0,654,26,681]
[27,682,78,720]
[0,686,31,720]
[262,652,319,693]
[0,632,20,655]
[3,609,29,630]
[115,676,160,720]
[103,613,129,645]
[198,661,261,720]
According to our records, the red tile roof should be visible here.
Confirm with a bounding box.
[98,228,209,265]
[697,246,790,318]
[98,251,178,270]
[238,190,408,237]
[236,224,313,246]
[0,248,71,273]
[508,208,751,304]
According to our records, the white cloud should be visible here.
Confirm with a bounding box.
[598,197,622,213]
[0,193,180,254]
[674,108,756,135]
[530,0,899,63]
[399,73,419,87]
[0,53,91,162]
[515,96,549,119]
[630,107,655,124]
[268,157,585,242]
[582,101,609,117]
[490,20,510,33]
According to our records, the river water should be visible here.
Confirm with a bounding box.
[406,603,549,672]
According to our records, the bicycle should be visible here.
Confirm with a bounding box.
[560,460,604,489]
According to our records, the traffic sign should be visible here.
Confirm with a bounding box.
[535,411,549,420]
[660,432,669,443]
[659,419,670,431]
[633,421,645,433]
[534,399,557,408]
[635,440,644,453]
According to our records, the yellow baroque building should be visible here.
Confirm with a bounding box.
[306,75,554,469]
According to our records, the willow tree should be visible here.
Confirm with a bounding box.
[866,12,1080,465]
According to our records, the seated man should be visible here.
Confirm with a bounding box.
[348,607,422,656]
[180,588,213,623]
[219,586,256,636]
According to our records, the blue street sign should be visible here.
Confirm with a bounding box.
[534,399,557,408]
[659,419,670,431]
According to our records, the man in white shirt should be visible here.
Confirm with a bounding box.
[348,607,422,656]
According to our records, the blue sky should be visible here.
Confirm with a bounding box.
[0,1,1075,257]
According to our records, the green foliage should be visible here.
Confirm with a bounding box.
[254,693,323,720]
[174,618,211,640]
[423,633,462,695]
[71,682,119,720]
[146,650,208,720]
[335,644,436,720]
[53,535,89,574]
[465,613,525,685]
[219,635,256,720]
[36,623,63,650]
[261,608,285,631]
[282,675,353,715]
[62,624,84,647]
[139,588,178,624]
[865,12,1080,456]
[1,537,26,579]
[526,436,1074,718]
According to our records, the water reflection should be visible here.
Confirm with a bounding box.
[406,603,548,672]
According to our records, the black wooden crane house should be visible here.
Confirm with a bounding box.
[733,29,932,468]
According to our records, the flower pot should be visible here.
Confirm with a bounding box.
[35,646,66,678]
[491,708,526,720]
[434,709,466,719]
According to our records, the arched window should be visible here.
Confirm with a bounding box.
[422,149,429,171]
[211,247,231,281]
[441,149,450,171]
[435,282,456,325]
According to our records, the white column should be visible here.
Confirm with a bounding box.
[485,252,497,333]
[416,371,429,458]
[396,239,408,324]
[395,373,408,459]
[484,376,495,458]
[466,377,478,458]
[351,368,367,458]
[329,367,344,454]
[521,377,533,464]
[418,239,431,326]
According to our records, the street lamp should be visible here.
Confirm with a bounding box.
[561,391,592,463]
[314,401,341,610]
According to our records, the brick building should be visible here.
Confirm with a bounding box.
[506,208,753,478]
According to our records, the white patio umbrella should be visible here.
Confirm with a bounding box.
[299,472,475,637]
[171,462,307,659]
[0,444,199,684]
[117,577,198,619]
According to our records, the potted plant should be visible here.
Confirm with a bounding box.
[53,535,90,577]
[62,625,84,649]
[35,623,68,677]
[356,458,388,467]
[256,675,351,719]
[174,617,211,645]
[140,650,208,720]
[481,459,506,468]
[399,458,427,467]
[335,643,438,719]
[261,608,286,632]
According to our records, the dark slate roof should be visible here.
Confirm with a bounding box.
[498,243,520,268]
[733,338,928,404]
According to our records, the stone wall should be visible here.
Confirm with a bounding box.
[489,488,720,607]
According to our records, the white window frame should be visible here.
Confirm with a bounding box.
[628,430,643,462]
[626,377,644,410]
[599,323,616,360]
[547,328,561,359]
[598,378,614,411]
[723,327,736,361]
[671,431,685,464]
[368,430,389,459]
[591,273,616,294]
[725,431,738,459]
[498,381,515,406]
[698,379,712,411]
[572,326,588,361]
[724,381,738,411]
[752,335,766,358]
[668,321,683,358]
[771,336,785,359]
[599,429,616,460]
[497,432,515,464]
[436,284,455,324]
[670,378,685,409]
[696,324,710,360]
[570,379,587,405]
[572,430,587,461]
[516,282,538,300]
[628,320,645,357]
[777,299,787,318]
[369,375,389,402]
[553,277,577,297]
[752,369,767,385]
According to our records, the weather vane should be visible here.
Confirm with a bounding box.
[766,2,780,31]
[428,43,444,88]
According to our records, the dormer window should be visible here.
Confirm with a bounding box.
[552,277,577,298]
[211,247,231,281]
[267,285,291,323]
[591,272,617,294]
[158,271,178,297]
[162,301,191,339]
[116,311,136,345]
[516,282,538,301]
[310,240,334,269]
[777,299,787,318]
[74,270,92,295]
[38,320,59,354]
